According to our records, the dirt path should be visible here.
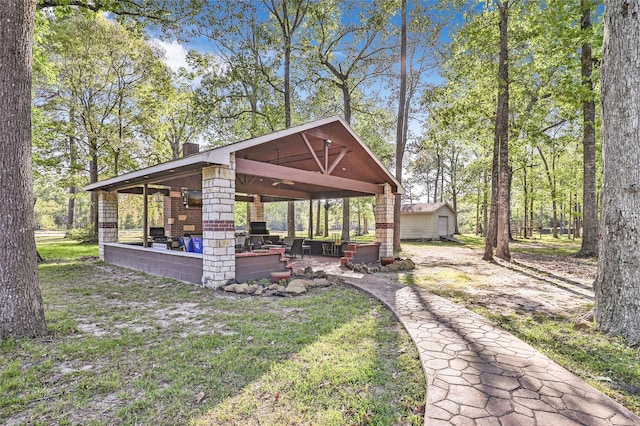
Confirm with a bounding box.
[400,244,595,318]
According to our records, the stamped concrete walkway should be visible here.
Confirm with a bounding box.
[341,274,640,426]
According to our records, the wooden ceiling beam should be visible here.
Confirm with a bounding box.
[236,182,311,200]
[300,133,325,173]
[236,158,383,195]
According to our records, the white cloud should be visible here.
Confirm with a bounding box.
[153,39,192,73]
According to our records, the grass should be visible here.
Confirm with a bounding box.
[2,239,425,425]
[402,239,640,416]
[475,307,640,414]
[36,232,98,261]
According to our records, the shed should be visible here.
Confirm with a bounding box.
[400,202,457,240]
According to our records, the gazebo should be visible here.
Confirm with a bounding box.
[85,116,403,287]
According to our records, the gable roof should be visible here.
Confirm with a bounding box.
[400,202,457,214]
[85,116,402,201]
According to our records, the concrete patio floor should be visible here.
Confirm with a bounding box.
[290,255,640,425]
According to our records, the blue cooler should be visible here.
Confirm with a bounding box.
[192,237,203,253]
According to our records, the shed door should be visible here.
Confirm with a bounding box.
[438,216,449,237]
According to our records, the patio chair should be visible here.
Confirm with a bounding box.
[282,236,294,247]
[285,238,304,259]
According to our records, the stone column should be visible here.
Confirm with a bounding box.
[248,195,264,222]
[201,154,236,288]
[98,191,118,260]
[375,183,394,258]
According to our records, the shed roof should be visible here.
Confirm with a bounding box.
[85,116,402,201]
[400,202,457,214]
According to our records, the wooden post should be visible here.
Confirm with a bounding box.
[143,184,148,247]
[308,200,313,239]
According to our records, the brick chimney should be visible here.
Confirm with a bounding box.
[182,142,200,157]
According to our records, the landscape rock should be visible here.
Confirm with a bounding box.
[234,284,249,294]
[285,282,307,294]
[219,267,337,297]
[289,278,312,289]
[313,270,327,279]
[310,278,330,288]
[397,258,416,270]
[385,263,400,272]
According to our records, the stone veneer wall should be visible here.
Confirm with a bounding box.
[375,183,394,258]
[163,190,203,238]
[98,191,119,260]
[201,155,236,287]
[248,195,264,223]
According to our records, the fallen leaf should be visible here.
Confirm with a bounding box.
[412,405,425,415]
[194,391,205,404]
[247,335,254,343]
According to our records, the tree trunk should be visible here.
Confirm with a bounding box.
[67,186,76,231]
[595,0,640,345]
[495,1,511,261]
[393,0,407,253]
[0,0,47,338]
[287,200,295,237]
[523,166,529,238]
[475,187,481,235]
[284,35,291,129]
[433,152,440,203]
[483,169,488,237]
[90,148,99,240]
[341,83,352,243]
[341,198,349,241]
[579,0,598,257]
[67,136,77,231]
[315,200,322,236]
[324,201,329,237]
[483,136,500,260]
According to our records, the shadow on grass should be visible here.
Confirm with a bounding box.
[1,261,424,425]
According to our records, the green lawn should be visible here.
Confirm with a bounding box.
[3,238,425,425]
[402,237,640,416]
[35,231,99,261]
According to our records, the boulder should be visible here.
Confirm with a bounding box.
[223,284,237,292]
[254,287,264,296]
[313,270,327,279]
[397,259,416,270]
[289,278,312,289]
[234,284,250,294]
[285,282,307,294]
[310,278,330,288]
[385,263,400,272]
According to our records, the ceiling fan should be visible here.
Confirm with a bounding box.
[271,178,295,186]
[270,148,295,186]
